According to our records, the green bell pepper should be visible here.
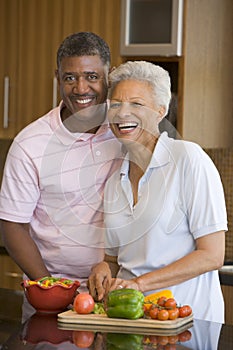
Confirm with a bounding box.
[106,288,144,320]
[106,333,144,350]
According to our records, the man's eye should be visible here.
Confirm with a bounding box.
[88,75,99,81]
[64,75,75,83]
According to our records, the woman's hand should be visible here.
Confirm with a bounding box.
[88,261,112,301]
[110,277,141,292]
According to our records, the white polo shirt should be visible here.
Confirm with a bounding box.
[104,132,227,322]
[0,102,122,286]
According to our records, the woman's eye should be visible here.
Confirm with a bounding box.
[132,102,143,107]
[109,102,121,109]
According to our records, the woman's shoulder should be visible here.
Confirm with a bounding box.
[160,132,208,161]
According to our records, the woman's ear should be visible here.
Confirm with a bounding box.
[109,66,116,74]
[158,106,166,122]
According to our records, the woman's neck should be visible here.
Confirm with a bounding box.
[127,136,158,173]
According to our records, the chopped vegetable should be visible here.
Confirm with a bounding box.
[25,277,75,288]
[93,302,106,315]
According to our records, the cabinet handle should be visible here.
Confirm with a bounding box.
[53,76,57,108]
[4,272,23,278]
[3,76,9,128]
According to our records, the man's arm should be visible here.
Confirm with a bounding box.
[1,220,51,280]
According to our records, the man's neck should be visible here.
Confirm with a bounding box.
[61,105,106,134]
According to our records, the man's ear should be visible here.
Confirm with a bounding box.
[55,69,59,83]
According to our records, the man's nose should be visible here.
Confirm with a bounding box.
[72,77,89,94]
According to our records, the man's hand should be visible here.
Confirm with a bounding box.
[88,261,112,301]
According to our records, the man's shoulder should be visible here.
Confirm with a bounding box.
[14,108,58,142]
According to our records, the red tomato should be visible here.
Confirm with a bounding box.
[149,306,159,319]
[179,305,192,318]
[72,330,95,348]
[164,298,177,309]
[143,303,152,316]
[157,309,169,321]
[157,296,167,307]
[168,307,179,320]
[178,330,192,342]
[164,344,177,350]
[168,334,179,344]
[157,335,169,345]
[73,293,95,314]
[148,335,158,345]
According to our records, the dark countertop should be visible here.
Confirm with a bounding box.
[0,288,233,349]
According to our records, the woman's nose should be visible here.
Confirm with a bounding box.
[117,103,131,118]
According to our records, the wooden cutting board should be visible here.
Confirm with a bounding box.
[58,310,193,332]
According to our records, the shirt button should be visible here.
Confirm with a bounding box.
[96,150,101,156]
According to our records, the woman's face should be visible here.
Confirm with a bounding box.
[108,80,164,148]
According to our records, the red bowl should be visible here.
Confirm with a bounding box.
[21,313,73,344]
[21,279,80,314]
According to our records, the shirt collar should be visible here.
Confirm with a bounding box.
[120,132,171,177]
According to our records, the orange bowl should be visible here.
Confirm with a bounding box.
[21,279,80,314]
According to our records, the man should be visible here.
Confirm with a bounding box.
[0,32,122,292]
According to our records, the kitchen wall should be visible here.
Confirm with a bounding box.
[0,138,232,261]
[206,148,233,262]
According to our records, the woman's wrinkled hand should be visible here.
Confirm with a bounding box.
[88,262,112,301]
[109,278,141,292]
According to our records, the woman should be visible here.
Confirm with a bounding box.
[88,61,227,323]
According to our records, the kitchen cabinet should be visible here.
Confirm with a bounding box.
[0,0,64,139]
[0,253,23,291]
[221,284,233,325]
[0,0,122,140]
[1,0,232,145]
[0,0,19,138]
[122,0,233,148]
[181,0,233,148]
[61,0,122,67]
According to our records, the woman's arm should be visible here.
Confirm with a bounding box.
[110,231,225,292]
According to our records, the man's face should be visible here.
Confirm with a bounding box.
[56,55,109,117]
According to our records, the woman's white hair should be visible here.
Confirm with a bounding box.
[108,61,172,115]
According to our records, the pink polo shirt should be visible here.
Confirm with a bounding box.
[0,102,122,287]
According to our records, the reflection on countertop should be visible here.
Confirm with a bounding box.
[0,288,233,349]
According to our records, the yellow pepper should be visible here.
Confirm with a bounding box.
[27,281,38,286]
[144,290,173,311]
[42,279,51,287]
